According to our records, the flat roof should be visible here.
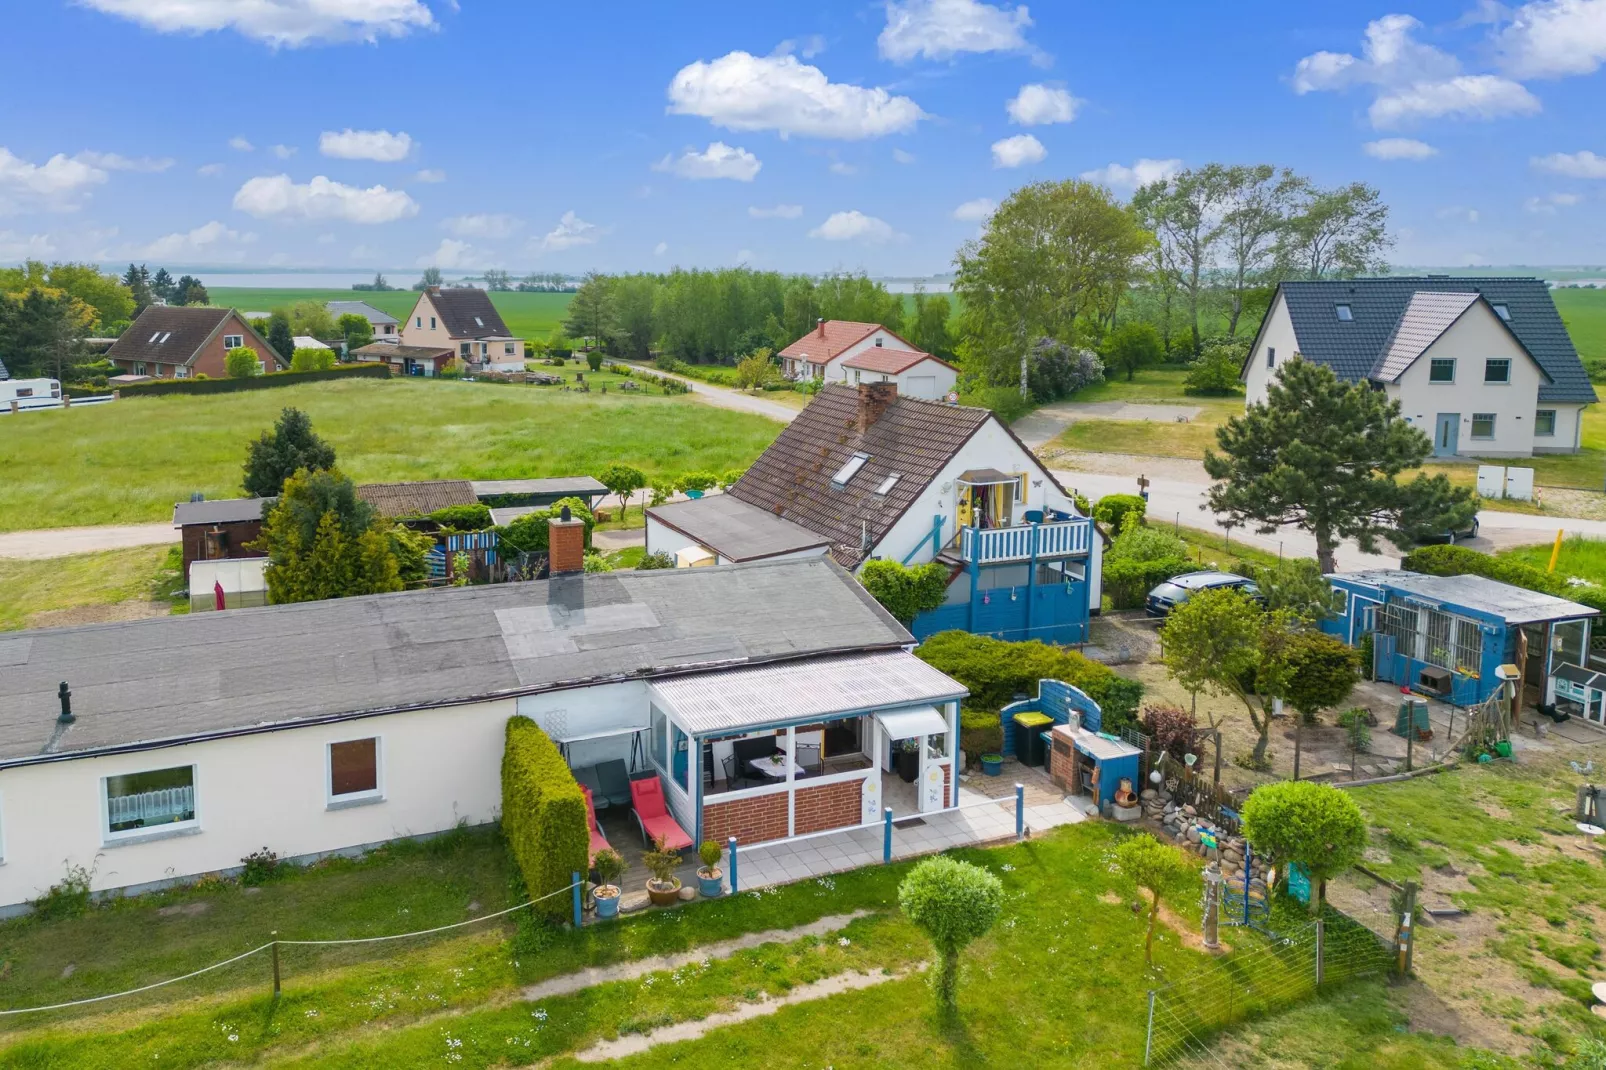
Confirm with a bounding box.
[471,477,608,498]
[173,497,273,528]
[648,494,832,562]
[0,557,912,767]
[1333,569,1599,624]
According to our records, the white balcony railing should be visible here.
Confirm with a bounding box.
[960,518,1091,565]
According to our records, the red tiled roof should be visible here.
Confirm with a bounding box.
[777,320,913,365]
[840,348,956,374]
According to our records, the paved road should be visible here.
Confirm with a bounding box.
[0,522,176,561]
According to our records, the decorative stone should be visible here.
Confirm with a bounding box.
[678,886,696,901]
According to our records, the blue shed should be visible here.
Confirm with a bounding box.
[1324,569,1598,712]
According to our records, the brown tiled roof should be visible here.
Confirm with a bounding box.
[356,480,479,517]
[777,320,917,365]
[840,348,956,375]
[351,343,452,362]
[426,288,513,339]
[106,306,282,368]
[728,384,992,567]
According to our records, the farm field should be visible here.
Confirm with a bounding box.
[1553,287,1606,372]
[205,288,575,340]
[0,377,783,532]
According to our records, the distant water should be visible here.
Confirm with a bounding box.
[202,272,427,289]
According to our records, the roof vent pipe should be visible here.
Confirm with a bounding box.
[57,681,73,725]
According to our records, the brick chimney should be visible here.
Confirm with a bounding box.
[856,382,898,434]
[548,507,586,574]
[816,317,825,337]
[427,285,441,296]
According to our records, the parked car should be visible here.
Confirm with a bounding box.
[1409,515,1480,545]
[1145,571,1262,618]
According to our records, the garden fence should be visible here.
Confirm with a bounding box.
[1142,912,1396,1067]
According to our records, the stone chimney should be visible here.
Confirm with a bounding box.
[816,317,825,337]
[548,506,586,574]
[856,382,898,434]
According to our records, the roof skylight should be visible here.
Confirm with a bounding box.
[1335,304,1353,321]
[1492,304,1511,321]
[832,452,871,488]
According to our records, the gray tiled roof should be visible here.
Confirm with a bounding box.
[0,557,912,766]
[173,497,274,527]
[327,300,398,326]
[1275,277,1596,404]
[1370,291,1481,382]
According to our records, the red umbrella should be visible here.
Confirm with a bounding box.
[214,580,226,611]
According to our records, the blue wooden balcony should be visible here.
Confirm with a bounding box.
[960,518,1092,565]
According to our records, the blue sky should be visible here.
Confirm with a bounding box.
[4,0,1606,276]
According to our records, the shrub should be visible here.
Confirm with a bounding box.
[501,716,589,921]
[290,347,336,373]
[899,856,1004,1015]
[859,559,949,624]
[438,358,464,380]
[585,350,604,372]
[1240,780,1367,914]
[959,709,1003,769]
[225,347,261,378]
[1101,520,1192,610]
[1183,339,1246,396]
[1283,631,1360,724]
[29,863,94,920]
[1026,337,1104,402]
[1140,704,1199,765]
[915,631,1142,733]
[593,848,624,891]
[637,550,675,570]
[1358,632,1375,680]
[499,496,595,553]
[698,840,723,874]
[428,503,493,530]
[239,847,282,886]
[583,552,612,573]
[1093,493,1147,531]
[679,471,718,493]
[644,838,682,889]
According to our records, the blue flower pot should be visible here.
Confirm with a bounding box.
[686,489,704,499]
[698,872,723,898]
[594,889,621,918]
[981,755,1004,776]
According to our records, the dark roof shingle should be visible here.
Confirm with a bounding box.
[356,480,479,516]
[426,288,513,339]
[106,306,236,366]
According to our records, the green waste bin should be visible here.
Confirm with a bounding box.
[1012,712,1053,767]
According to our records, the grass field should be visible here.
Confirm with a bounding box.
[204,288,575,341]
[1498,533,1606,583]
[1553,287,1606,372]
[0,545,177,631]
[0,377,783,532]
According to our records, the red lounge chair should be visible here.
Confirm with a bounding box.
[579,784,611,862]
[629,775,693,850]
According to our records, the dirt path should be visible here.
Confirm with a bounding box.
[0,522,175,560]
[520,910,874,1001]
[609,362,797,424]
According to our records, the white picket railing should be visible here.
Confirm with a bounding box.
[108,786,194,829]
[960,519,1091,564]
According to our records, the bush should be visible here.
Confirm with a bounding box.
[899,856,1004,1014]
[501,716,589,921]
[239,847,282,886]
[290,347,336,373]
[225,347,262,378]
[1026,337,1104,402]
[1101,519,1192,610]
[679,471,717,493]
[859,559,949,624]
[637,550,675,570]
[499,496,595,553]
[1093,493,1147,531]
[915,631,1142,733]
[1240,780,1366,913]
[429,503,494,530]
[1403,544,1606,615]
[959,708,1003,769]
[585,350,604,372]
[1140,704,1200,765]
[29,863,94,920]
[68,363,389,399]
[1183,339,1246,396]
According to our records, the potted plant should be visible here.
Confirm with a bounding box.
[980,753,1004,776]
[680,471,717,499]
[696,840,724,898]
[643,837,683,907]
[592,848,624,919]
[896,737,921,783]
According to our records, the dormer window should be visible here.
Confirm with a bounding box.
[1492,304,1511,321]
[832,452,870,488]
[1335,304,1353,321]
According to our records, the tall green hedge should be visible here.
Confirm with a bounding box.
[501,716,589,921]
[915,630,1143,733]
[70,363,389,399]
[1401,544,1606,614]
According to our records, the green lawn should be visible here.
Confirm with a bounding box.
[0,377,783,532]
[1554,287,1606,374]
[0,545,178,631]
[1498,534,1606,583]
[204,289,575,341]
[1045,367,1242,459]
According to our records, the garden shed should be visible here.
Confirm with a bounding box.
[1324,569,1598,711]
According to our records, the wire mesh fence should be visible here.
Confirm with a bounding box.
[1143,912,1396,1067]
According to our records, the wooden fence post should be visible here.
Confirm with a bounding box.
[270,931,281,996]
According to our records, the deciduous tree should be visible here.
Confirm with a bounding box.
[413,266,443,291]
[336,312,372,352]
[1131,167,1228,356]
[243,407,336,497]
[1240,780,1367,913]
[1114,834,1196,966]
[907,289,956,361]
[1280,181,1392,280]
[1217,164,1303,337]
[1100,322,1165,381]
[597,463,646,525]
[898,856,1004,1015]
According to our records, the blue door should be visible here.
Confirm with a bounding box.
[1434,413,1459,457]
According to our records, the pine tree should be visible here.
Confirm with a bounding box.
[242,408,336,498]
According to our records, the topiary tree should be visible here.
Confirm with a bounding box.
[225,346,260,379]
[1113,833,1196,966]
[597,463,646,526]
[1240,780,1367,914]
[858,559,949,625]
[243,407,336,498]
[898,856,1004,1015]
[585,349,604,372]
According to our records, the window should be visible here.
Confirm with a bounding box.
[874,337,883,347]
[149,331,161,343]
[1266,347,1276,369]
[459,342,471,358]
[1429,358,1456,383]
[105,765,196,838]
[328,738,381,803]
[415,316,422,328]
[1536,409,1557,436]
[256,360,266,375]
[671,724,690,794]
[1484,358,1511,384]
[874,473,901,496]
[650,705,669,770]
[480,343,489,357]
[133,362,147,376]
[430,317,436,329]
[504,342,516,356]
[474,316,484,327]
[853,369,862,384]
[176,367,189,379]
[831,451,871,488]
[1471,413,1496,439]
[1335,304,1353,321]
[15,387,31,398]
[1492,304,1510,321]
[223,334,243,349]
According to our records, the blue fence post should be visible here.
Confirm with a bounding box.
[728,836,739,894]
[883,806,894,862]
[571,871,582,928]
[1015,783,1025,841]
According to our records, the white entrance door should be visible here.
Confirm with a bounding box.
[917,736,945,813]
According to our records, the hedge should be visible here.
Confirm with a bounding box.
[916,630,1143,733]
[1401,544,1606,615]
[501,716,589,922]
[1102,554,1193,610]
[69,363,390,398]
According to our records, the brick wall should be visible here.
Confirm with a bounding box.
[702,790,788,845]
[549,518,586,574]
[943,762,952,806]
[794,778,863,836]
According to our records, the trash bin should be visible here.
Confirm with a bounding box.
[1012,712,1053,767]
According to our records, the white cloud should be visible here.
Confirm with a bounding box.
[1363,137,1439,160]
[533,211,599,252]
[1525,191,1583,212]
[1080,157,1183,189]
[829,159,858,175]
[229,136,255,152]
[654,241,669,256]
[136,220,256,260]
[232,174,420,224]
[735,248,755,263]
[1532,149,1606,176]
[442,213,522,239]
[77,0,436,48]
[1436,205,1480,222]
[1006,84,1080,125]
[0,231,57,260]
[878,0,1036,62]
[809,209,898,242]
[197,163,225,177]
[749,204,804,219]
[953,197,996,221]
[667,51,925,140]
[0,148,107,209]
[76,151,174,173]
[270,144,297,159]
[1497,0,1606,78]
[1292,14,1540,128]
[892,147,917,164]
[414,168,446,183]
[320,128,413,162]
[991,133,1046,168]
[652,141,762,181]
[775,34,827,59]
[418,238,479,269]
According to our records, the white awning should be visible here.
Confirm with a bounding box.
[874,705,950,740]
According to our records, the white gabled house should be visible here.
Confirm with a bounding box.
[777,319,922,383]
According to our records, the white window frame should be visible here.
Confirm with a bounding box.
[1535,409,1557,437]
[1471,413,1496,439]
[102,763,199,843]
[504,341,516,356]
[256,360,266,375]
[1484,358,1511,385]
[1428,358,1456,384]
[175,366,189,379]
[326,736,385,809]
[133,362,147,376]
[223,334,244,349]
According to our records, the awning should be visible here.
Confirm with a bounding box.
[957,468,1016,486]
[874,705,950,740]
